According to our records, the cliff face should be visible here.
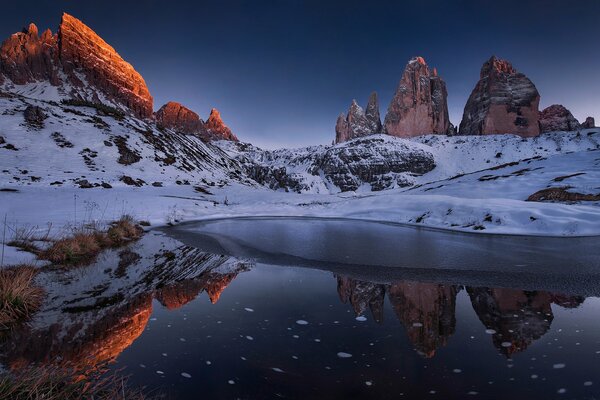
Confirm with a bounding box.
[384,57,450,137]
[459,56,540,137]
[204,108,239,142]
[0,13,153,118]
[156,102,207,134]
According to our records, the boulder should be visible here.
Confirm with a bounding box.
[582,116,595,129]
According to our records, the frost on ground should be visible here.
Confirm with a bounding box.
[0,92,599,244]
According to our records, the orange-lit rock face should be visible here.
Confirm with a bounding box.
[156,279,205,310]
[467,287,553,356]
[459,56,540,137]
[384,56,450,137]
[204,108,239,142]
[203,271,240,303]
[155,101,206,135]
[0,13,153,118]
[0,23,59,85]
[387,281,458,358]
[58,13,153,118]
[3,293,153,372]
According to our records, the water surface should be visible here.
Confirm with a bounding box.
[2,217,599,399]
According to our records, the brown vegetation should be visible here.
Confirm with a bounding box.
[0,366,148,400]
[0,265,44,330]
[39,216,144,266]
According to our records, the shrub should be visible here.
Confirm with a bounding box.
[0,265,44,329]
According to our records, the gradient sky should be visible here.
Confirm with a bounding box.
[1,1,599,148]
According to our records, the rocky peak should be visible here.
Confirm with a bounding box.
[0,13,153,118]
[58,13,153,118]
[459,56,540,137]
[384,56,450,137]
[205,108,238,142]
[539,104,581,132]
[365,92,382,134]
[582,116,595,129]
[155,101,206,135]
[335,94,382,143]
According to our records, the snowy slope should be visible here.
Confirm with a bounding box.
[0,92,252,189]
[217,131,600,194]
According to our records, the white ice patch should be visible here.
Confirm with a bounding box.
[553,363,566,369]
[296,320,308,325]
[244,308,254,312]
[181,372,191,378]
[355,316,367,322]
[337,352,352,358]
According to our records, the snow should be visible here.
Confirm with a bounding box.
[1,91,599,256]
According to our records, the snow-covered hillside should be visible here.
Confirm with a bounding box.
[0,92,252,190]
[217,131,600,194]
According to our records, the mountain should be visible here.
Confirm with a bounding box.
[459,56,540,137]
[384,57,450,137]
[0,13,153,118]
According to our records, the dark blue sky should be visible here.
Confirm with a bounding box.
[2,1,599,148]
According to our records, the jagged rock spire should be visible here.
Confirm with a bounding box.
[335,94,382,143]
[384,56,450,137]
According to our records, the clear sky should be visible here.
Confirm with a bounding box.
[1,1,599,148]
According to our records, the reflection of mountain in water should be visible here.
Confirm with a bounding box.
[0,233,252,373]
[335,275,586,358]
[468,288,585,356]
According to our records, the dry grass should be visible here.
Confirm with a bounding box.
[0,265,44,330]
[39,216,144,266]
[0,366,149,400]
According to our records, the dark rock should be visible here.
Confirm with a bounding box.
[582,116,595,129]
[539,104,580,132]
[23,105,47,128]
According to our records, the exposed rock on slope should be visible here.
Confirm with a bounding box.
[221,135,436,193]
[335,93,382,143]
[0,13,153,118]
[459,56,540,137]
[539,104,580,132]
[384,57,450,137]
[204,108,238,142]
[582,116,595,129]
[156,101,207,135]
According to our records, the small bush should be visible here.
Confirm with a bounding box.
[0,265,44,330]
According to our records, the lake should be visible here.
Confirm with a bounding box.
[2,218,599,399]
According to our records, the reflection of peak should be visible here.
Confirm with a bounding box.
[3,293,153,372]
[467,287,553,356]
[156,279,205,310]
[387,281,458,358]
[204,271,239,304]
[336,276,385,323]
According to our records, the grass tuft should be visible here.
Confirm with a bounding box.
[0,265,44,330]
[0,366,149,400]
[39,216,144,267]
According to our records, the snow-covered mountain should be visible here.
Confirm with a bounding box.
[216,131,600,196]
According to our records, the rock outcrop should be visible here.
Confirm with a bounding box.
[582,116,595,129]
[204,108,238,141]
[335,93,382,143]
[155,102,206,135]
[459,56,540,137]
[0,13,153,118]
[336,276,385,323]
[384,57,450,137]
[539,104,581,132]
